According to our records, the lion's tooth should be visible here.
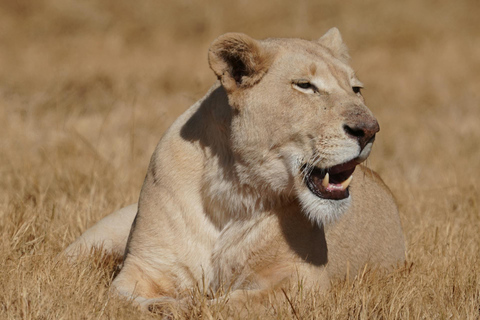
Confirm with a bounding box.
[322,172,330,188]
[341,175,353,190]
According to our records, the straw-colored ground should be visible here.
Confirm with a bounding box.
[1,0,479,318]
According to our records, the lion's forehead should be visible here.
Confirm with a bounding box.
[263,38,356,91]
[263,37,345,62]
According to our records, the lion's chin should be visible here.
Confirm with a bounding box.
[297,188,352,225]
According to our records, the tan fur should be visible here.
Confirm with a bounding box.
[65,28,405,311]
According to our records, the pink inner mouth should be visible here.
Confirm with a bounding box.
[304,159,358,200]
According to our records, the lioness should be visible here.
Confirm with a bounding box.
[66,28,405,310]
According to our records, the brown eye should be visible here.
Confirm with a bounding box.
[297,82,313,89]
[352,86,362,94]
[293,81,318,93]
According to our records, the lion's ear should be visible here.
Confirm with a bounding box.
[318,28,350,62]
[208,33,273,92]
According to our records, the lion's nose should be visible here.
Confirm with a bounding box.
[343,119,380,150]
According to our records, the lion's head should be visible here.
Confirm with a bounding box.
[208,28,379,224]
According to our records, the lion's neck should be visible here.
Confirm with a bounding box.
[201,158,290,229]
[184,83,290,229]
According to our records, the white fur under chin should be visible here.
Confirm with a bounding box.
[297,188,352,225]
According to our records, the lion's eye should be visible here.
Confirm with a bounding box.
[293,81,318,93]
[297,82,313,89]
[352,86,362,94]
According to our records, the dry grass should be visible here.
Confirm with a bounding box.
[1,0,479,318]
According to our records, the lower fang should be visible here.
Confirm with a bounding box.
[340,175,353,189]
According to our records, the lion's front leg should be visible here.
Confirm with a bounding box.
[110,176,219,306]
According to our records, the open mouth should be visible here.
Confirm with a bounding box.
[303,159,358,200]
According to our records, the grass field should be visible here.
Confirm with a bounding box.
[1,0,479,318]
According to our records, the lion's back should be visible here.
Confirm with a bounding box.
[325,165,406,279]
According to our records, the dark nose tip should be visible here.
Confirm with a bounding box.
[343,119,380,150]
